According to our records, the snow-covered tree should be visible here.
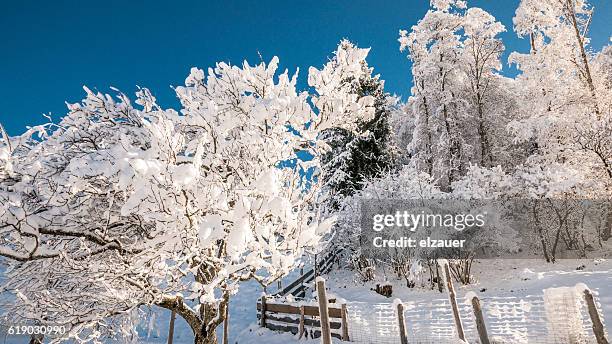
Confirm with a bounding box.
[0,58,334,344]
[309,40,396,212]
[399,0,467,190]
[513,0,600,116]
[509,0,608,166]
[399,0,517,189]
[576,44,612,192]
[508,0,612,243]
[461,8,507,167]
[336,163,525,286]
[453,162,609,262]
[334,165,444,285]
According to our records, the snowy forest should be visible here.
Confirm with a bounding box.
[1,0,611,343]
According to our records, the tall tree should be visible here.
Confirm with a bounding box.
[400,0,513,189]
[400,0,545,188]
[0,58,334,344]
[461,8,506,167]
[515,0,600,115]
[309,40,396,212]
[509,0,610,185]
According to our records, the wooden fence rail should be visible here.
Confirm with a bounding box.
[257,297,346,340]
[274,249,339,298]
[257,250,343,342]
[256,301,343,318]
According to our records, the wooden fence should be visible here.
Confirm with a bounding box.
[258,250,348,343]
[258,259,610,344]
[164,249,340,344]
[257,294,349,340]
[273,249,340,298]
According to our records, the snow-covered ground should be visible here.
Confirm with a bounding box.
[134,259,314,344]
[323,259,612,307]
[130,278,267,344]
[231,258,612,344]
[2,258,610,343]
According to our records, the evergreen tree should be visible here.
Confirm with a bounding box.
[309,40,396,212]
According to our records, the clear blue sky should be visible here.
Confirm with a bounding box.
[1,0,610,135]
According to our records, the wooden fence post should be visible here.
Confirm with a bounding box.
[471,295,490,344]
[436,262,444,293]
[444,263,466,341]
[223,302,229,344]
[584,289,610,344]
[396,300,408,344]
[167,310,176,344]
[341,303,350,341]
[260,295,267,327]
[316,278,332,344]
[299,305,306,339]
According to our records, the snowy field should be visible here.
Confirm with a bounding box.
[1,258,610,343]
[322,259,612,344]
[147,258,612,343]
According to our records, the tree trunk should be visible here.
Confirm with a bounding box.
[566,0,600,117]
[223,300,229,344]
[477,98,492,167]
[29,334,44,344]
[442,104,461,191]
[195,302,219,344]
[422,95,434,177]
[418,78,434,177]
[602,206,612,242]
[194,292,230,344]
[533,201,552,263]
[194,329,217,344]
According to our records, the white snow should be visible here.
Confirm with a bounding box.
[106,258,612,344]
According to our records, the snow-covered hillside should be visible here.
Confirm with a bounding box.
[233,258,612,344]
[2,257,610,344]
[136,258,612,344]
